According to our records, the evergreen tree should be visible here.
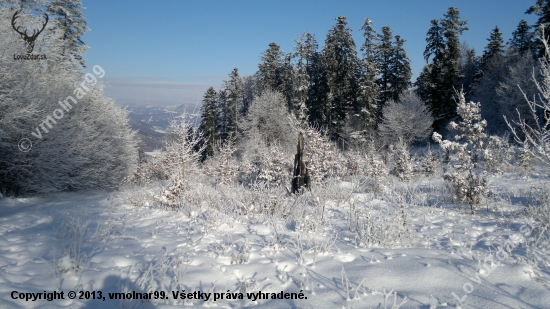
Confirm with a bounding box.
[375,27,412,111]
[199,87,219,158]
[417,20,444,126]
[357,18,380,132]
[424,19,446,64]
[387,34,412,103]
[257,42,295,112]
[483,26,504,62]
[221,68,243,139]
[305,48,329,127]
[322,16,359,139]
[46,0,89,68]
[475,27,505,92]
[509,19,535,57]
[377,26,394,106]
[293,30,318,112]
[416,7,468,132]
[257,42,286,93]
[280,52,296,112]
[240,74,258,116]
[458,42,480,97]
[415,64,439,116]
[440,6,468,122]
[526,0,550,57]
[217,89,230,141]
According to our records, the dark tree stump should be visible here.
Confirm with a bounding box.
[292,132,310,194]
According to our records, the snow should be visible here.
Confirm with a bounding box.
[1,173,549,309]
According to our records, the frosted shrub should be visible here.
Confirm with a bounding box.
[237,152,258,185]
[235,142,291,188]
[203,137,239,185]
[162,120,205,206]
[432,90,489,214]
[365,144,388,178]
[257,146,292,187]
[304,127,346,183]
[483,135,512,174]
[353,144,389,193]
[122,147,172,186]
[522,184,550,270]
[391,142,414,181]
[344,151,362,176]
[355,200,414,248]
[418,144,439,176]
[517,142,537,173]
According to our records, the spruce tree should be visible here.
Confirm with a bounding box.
[323,16,359,139]
[222,68,243,139]
[280,52,296,113]
[294,31,318,113]
[241,74,258,116]
[257,42,285,92]
[509,19,535,57]
[483,26,504,62]
[424,19,446,64]
[357,18,380,132]
[305,48,329,127]
[416,7,468,132]
[440,7,468,123]
[375,27,412,111]
[416,20,445,130]
[526,0,550,57]
[387,34,412,102]
[377,26,394,106]
[458,44,480,97]
[476,26,505,89]
[199,87,219,158]
[217,89,230,141]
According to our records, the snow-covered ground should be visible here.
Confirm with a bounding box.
[1,172,549,308]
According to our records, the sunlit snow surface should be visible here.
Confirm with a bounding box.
[1,172,549,308]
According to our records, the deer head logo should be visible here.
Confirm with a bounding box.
[11,10,49,54]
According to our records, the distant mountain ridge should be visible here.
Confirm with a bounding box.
[126,104,201,151]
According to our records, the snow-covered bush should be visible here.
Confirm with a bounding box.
[517,142,537,174]
[365,144,388,179]
[432,90,490,214]
[162,120,205,206]
[417,144,439,176]
[378,91,433,146]
[522,184,550,270]
[355,199,415,248]
[390,141,415,181]
[122,148,173,186]
[482,134,512,174]
[304,126,346,183]
[257,146,292,187]
[203,137,239,185]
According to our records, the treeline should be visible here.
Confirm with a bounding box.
[199,3,546,158]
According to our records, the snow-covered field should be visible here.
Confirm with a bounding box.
[1,171,549,309]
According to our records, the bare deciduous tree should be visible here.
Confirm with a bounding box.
[505,38,550,167]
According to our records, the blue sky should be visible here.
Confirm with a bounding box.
[81,0,537,107]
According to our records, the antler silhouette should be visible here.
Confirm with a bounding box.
[11,10,49,53]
